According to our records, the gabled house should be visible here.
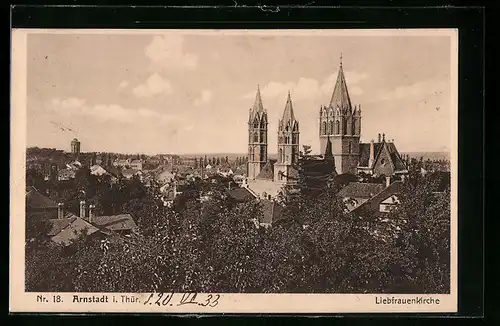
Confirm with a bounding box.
[46,216,101,246]
[351,180,404,215]
[337,180,387,212]
[357,135,408,177]
[91,214,138,236]
[122,169,143,180]
[26,187,59,220]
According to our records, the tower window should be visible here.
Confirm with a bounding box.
[349,141,352,154]
[253,132,258,143]
[322,121,327,135]
[335,120,340,134]
[329,121,334,135]
[279,148,283,163]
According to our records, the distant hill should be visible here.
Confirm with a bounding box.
[401,152,450,161]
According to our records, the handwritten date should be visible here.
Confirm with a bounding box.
[143,292,220,307]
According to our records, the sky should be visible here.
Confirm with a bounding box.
[25,30,455,155]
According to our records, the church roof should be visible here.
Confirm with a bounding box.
[256,159,276,180]
[253,85,265,113]
[324,136,333,157]
[329,57,353,111]
[358,141,407,172]
[281,91,296,125]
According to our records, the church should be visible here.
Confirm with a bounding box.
[244,56,408,199]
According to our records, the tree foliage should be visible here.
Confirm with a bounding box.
[26,161,451,294]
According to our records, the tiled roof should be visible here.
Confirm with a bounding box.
[260,199,283,224]
[337,182,385,199]
[122,169,140,177]
[26,189,58,209]
[353,181,404,213]
[47,217,100,245]
[385,142,408,172]
[358,142,383,168]
[91,214,137,232]
[228,187,256,202]
[358,141,407,172]
[256,159,276,180]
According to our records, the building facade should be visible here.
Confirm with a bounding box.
[247,86,268,180]
[71,138,81,157]
[319,57,361,174]
[274,92,300,184]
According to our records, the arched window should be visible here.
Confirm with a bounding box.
[353,119,358,135]
[260,118,266,129]
[253,132,258,143]
[322,121,327,135]
[348,141,352,154]
[292,134,296,144]
[329,121,334,135]
[260,131,265,143]
[279,148,283,163]
[253,118,259,129]
[335,120,340,134]
[343,119,348,135]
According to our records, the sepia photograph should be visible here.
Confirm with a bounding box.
[10,28,457,313]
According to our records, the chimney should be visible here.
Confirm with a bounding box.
[369,139,375,167]
[385,175,391,187]
[57,203,64,219]
[88,205,95,223]
[378,133,381,143]
[79,200,86,219]
[382,133,386,142]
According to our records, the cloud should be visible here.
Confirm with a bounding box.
[118,80,129,89]
[145,35,198,70]
[244,70,368,101]
[132,74,173,98]
[48,97,179,125]
[193,90,213,106]
[377,80,448,101]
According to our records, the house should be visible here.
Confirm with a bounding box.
[90,164,108,177]
[113,159,130,168]
[91,214,138,235]
[156,169,175,184]
[351,180,404,215]
[122,169,143,180]
[46,216,101,246]
[356,135,408,177]
[57,168,76,181]
[337,181,387,212]
[227,187,257,203]
[217,166,234,177]
[26,186,59,219]
[66,160,82,170]
[130,159,143,170]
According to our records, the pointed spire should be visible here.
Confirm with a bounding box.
[324,135,333,157]
[253,84,265,113]
[281,90,296,124]
[329,55,352,111]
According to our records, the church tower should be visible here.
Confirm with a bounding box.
[247,85,268,180]
[274,91,299,184]
[319,55,361,174]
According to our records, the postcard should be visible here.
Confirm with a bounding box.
[10,28,458,313]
